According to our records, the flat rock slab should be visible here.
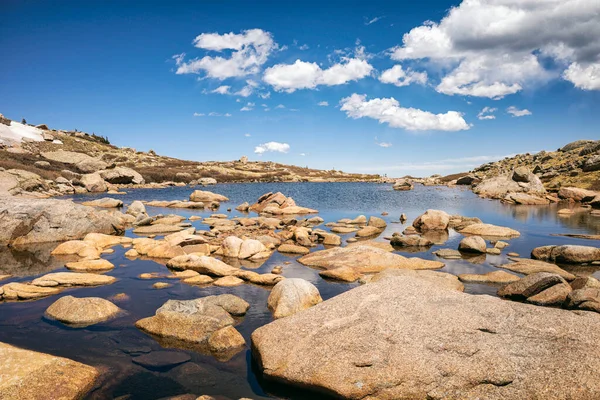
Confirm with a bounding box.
[459,223,521,239]
[298,245,443,273]
[32,272,116,287]
[65,259,115,272]
[1,282,61,301]
[132,351,191,371]
[458,270,520,284]
[133,224,185,234]
[499,259,575,281]
[252,275,600,400]
[0,342,98,399]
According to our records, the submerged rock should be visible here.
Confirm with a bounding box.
[252,275,600,399]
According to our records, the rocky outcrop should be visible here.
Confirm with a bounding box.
[80,172,107,192]
[41,150,108,173]
[499,259,575,281]
[0,196,126,246]
[392,179,413,191]
[98,167,144,185]
[498,272,571,306]
[267,278,322,319]
[473,168,546,201]
[45,296,122,327]
[249,192,317,215]
[0,342,98,399]
[81,197,123,208]
[252,274,600,399]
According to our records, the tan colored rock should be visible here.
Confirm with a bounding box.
[412,209,450,231]
[368,216,387,229]
[268,278,323,319]
[45,296,121,326]
[1,282,61,300]
[0,342,98,400]
[459,223,520,238]
[207,325,245,353]
[319,266,362,282]
[83,232,130,248]
[458,235,487,253]
[253,275,600,399]
[80,172,107,192]
[147,242,186,259]
[153,282,172,289]
[499,259,575,281]
[370,269,464,292]
[278,243,310,254]
[32,272,116,287]
[298,245,443,274]
[167,255,239,276]
[183,275,214,285]
[355,226,382,238]
[51,240,101,259]
[214,276,244,287]
[81,197,123,208]
[458,270,520,284]
[133,224,185,234]
[531,245,600,264]
[65,259,114,272]
[189,190,229,203]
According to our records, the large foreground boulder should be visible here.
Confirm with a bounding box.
[0,342,98,399]
[252,275,600,399]
[0,196,126,246]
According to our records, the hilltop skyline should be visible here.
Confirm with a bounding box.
[1,0,598,176]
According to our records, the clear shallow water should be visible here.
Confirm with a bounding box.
[1,182,599,399]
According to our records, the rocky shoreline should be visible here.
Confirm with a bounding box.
[0,183,599,398]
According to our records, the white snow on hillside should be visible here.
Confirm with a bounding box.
[0,121,44,143]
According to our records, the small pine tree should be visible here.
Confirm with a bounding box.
[21,118,26,124]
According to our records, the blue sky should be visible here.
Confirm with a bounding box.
[1,0,599,176]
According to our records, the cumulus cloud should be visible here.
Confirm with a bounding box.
[174,29,278,80]
[563,62,600,90]
[263,58,373,92]
[254,141,290,154]
[318,101,329,106]
[379,65,428,87]
[340,93,470,132]
[390,0,600,96]
[477,106,497,120]
[245,133,251,137]
[275,104,285,109]
[506,106,532,117]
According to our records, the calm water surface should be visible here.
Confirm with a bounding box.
[1,182,599,399]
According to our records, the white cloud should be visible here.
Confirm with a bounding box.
[174,29,278,80]
[211,85,231,94]
[390,0,600,96]
[275,104,285,109]
[477,106,497,120]
[254,141,290,154]
[506,106,532,117]
[365,16,385,26]
[245,133,251,137]
[340,93,470,132]
[563,62,600,90]
[375,137,393,148]
[263,58,373,92]
[195,112,231,117]
[318,101,329,106]
[299,153,307,156]
[240,106,252,112]
[235,86,253,97]
[379,65,428,87]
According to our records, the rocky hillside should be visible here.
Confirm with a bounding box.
[469,140,600,191]
[0,113,380,197]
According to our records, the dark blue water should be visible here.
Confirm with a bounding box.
[0,182,599,399]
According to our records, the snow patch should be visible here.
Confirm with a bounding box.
[0,121,44,143]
